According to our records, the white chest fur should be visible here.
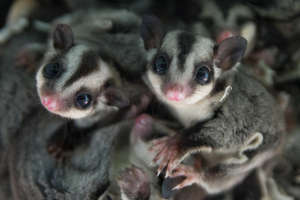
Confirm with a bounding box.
[165,87,232,128]
[167,98,215,127]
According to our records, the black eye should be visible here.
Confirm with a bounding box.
[153,54,169,75]
[75,93,92,109]
[43,63,62,79]
[195,66,211,85]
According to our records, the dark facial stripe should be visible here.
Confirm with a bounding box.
[64,50,99,88]
[177,32,196,72]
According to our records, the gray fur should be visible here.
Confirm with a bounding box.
[0,27,46,200]
[174,68,285,194]
[183,69,284,152]
[1,81,152,200]
[0,28,46,149]
[7,108,120,200]
[272,129,300,199]
[0,18,149,200]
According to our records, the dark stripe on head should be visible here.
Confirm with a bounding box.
[64,51,99,88]
[177,32,196,72]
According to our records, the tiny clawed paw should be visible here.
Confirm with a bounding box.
[170,165,201,191]
[118,166,150,200]
[150,135,182,178]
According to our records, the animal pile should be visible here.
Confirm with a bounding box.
[1,0,300,200]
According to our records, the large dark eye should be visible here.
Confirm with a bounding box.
[152,54,169,75]
[75,93,92,109]
[195,66,211,85]
[43,63,62,79]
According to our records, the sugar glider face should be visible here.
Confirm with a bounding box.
[36,24,123,119]
[146,31,216,105]
[141,16,247,105]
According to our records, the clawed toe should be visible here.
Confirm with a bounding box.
[170,165,201,190]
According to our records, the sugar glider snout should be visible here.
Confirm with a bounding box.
[41,96,62,112]
[163,84,188,102]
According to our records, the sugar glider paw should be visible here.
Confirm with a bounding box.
[170,164,201,190]
[150,134,183,177]
[118,166,150,200]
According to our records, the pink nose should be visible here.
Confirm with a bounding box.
[165,84,186,101]
[41,96,60,111]
[166,91,185,101]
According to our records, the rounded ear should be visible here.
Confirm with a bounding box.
[52,24,74,51]
[140,15,164,50]
[214,36,247,70]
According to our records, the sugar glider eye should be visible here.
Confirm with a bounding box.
[195,66,211,85]
[75,93,92,109]
[152,54,169,75]
[43,63,62,79]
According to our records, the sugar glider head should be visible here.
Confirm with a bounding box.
[140,16,247,105]
[36,24,126,119]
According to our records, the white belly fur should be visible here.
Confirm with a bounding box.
[165,89,230,128]
[167,98,215,127]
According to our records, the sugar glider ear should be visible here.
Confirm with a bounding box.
[140,15,164,50]
[213,36,247,70]
[53,24,74,51]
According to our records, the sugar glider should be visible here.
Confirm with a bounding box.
[36,10,150,123]
[140,15,285,194]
